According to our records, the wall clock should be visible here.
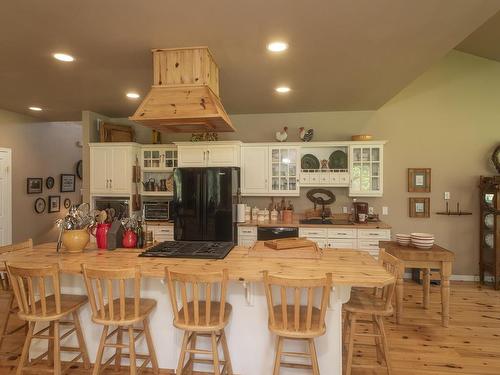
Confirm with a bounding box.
[46,176,55,189]
[34,198,46,214]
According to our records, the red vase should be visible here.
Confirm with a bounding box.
[122,229,137,248]
[92,223,111,249]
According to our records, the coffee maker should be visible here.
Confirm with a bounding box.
[353,201,369,223]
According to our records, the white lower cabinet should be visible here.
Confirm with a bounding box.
[238,226,257,247]
[327,239,357,249]
[151,225,174,242]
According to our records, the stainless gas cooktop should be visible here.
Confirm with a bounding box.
[139,241,234,259]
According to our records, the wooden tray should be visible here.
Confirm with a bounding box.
[264,237,313,250]
[248,241,322,259]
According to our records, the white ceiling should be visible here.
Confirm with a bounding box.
[0,1,499,121]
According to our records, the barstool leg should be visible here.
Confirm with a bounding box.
[72,311,90,369]
[0,293,14,350]
[16,321,34,375]
[345,314,357,375]
[176,331,189,374]
[48,321,54,366]
[372,315,383,364]
[144,318,159,374]
[308,338,320,375]
[220,330,233,375]
[273,336,283,375]
[93,325,108,375]
[377,316,392,375]
[115,327,123,371]
[128,326,137,375]
[188,332,197,374]
[211,332,221,375]
[53,321,61,375]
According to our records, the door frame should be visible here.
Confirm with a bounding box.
[0,147,12,245]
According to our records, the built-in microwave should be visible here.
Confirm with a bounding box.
[143,201,171,221]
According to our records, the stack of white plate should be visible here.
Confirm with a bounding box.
[411,233,435,249]
[395,234,411,246]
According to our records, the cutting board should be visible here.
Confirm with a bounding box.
[264,237,313,250]
[248,241,322,259]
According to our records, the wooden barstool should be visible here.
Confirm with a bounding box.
[81,264,159,375]
[165,268,233,375]
[6,262,90,374]
[342,249,404,375]
[0,239,32,355]
[263,271,332,375]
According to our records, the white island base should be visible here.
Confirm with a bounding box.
[28,275,351,374]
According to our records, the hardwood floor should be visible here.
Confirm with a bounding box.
[0,281,499,374]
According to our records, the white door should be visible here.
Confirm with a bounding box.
[241,146,269,195]
[109,147,130,193]
[90,147,110,194]
[0,149,12,245]
[177,146,206,167]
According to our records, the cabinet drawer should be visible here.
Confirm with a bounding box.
[154,226,173,235]
[299,228,327,238]
[327,228,357,239]
[357,229,391,239]
[326,239,357,249]
[299,173,309,184]
[357,239,381,250]
[238,226,257,236]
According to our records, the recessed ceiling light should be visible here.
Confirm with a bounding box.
[267,41,288,52]
[53,53,75,62]
[29,106,42,111]
[275,86,291,93]
[126,92,140,99]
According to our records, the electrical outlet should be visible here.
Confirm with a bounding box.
[342,206,348,214]
[368,206,374,215]
[382,206,389,215]
[444,192,451,200]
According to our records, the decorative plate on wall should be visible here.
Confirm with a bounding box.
[328,150,347,169]
[64,198,71,209]
[301,154,320,170]
[46,176,54,189]
[34,198,46,214]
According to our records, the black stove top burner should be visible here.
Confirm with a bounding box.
[138,241,234,259]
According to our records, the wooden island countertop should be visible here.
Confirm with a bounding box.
[0,242,393,288]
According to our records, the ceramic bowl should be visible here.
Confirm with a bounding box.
[62,229,90,253]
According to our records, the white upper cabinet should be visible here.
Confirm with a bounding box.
[141,146,178,171]
[349,144,384,197]
[241,146,269,195]
[90,143,138,195]
[177,142,241,167]
[269,146,300,196]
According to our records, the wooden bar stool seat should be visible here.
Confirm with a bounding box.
[166,268,233,375]
[263,271,332,375]
[82,264,159,375]
[0,239,32,356]
[343,249,404,375]
[6,262,90,374]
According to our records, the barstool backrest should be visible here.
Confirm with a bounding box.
[263,271,332,334]
[0,239,33,291]
[7,262,61,319]
[165,268,228,327]
[81,264,141,324]
[378,249,404,311]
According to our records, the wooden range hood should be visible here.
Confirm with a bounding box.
[130,47,234,133]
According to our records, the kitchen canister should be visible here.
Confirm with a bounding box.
[270,209,278,222]
[251,206,259,221]
[245,206,251,221]
[262,208,270,222]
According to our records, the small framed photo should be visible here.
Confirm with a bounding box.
[409,197,430,218]
[60,174,75,192]
[408,168,431,193]
[48,195,61,213]
[27,178,43,194]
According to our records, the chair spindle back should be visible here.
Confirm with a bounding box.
[378,249,404,310]
[0,239,33,291]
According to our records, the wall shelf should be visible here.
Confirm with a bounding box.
[435,211,472,216]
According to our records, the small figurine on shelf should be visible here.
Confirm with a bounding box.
[299,127,314,142]
[275,126,288,142]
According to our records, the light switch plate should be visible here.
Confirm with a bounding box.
[382,206,389,215]
[342,206,348,214]
[368,206,374,215]
[444,192,451,200]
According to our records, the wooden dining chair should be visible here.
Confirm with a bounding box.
[263,271,332,375]
[6,262,90,374]
[342,249,404,375]
[0,239,32,355]
[81,264,158,375]
[165,268,233,375]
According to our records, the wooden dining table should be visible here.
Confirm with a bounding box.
[380,241,455,327]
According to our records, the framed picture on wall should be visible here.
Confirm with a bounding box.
[408,168,431,192]
[60,174,75,192]
[409,197,430,218]
[48,195,61,213]
[27,178,43,194]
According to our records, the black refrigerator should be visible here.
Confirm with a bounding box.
[173,167,240,242]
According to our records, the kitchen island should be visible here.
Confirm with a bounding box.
[1,243,393,374]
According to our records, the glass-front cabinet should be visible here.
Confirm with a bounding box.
[142,146,178,171]
[349,144,383,196]
[269,146,300,195]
